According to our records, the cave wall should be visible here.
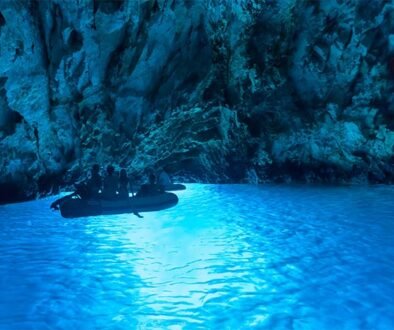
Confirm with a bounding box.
[0,0,393,200]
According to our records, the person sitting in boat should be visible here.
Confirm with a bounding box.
[118,169,129,199]
[158,167,171,186]
[87,164,102,197]
[136,173,164,197]
[102,165,119,200]
[51,165,100,209]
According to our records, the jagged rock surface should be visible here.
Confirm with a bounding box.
[0,0,393,202]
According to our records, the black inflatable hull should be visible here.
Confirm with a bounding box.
[59,193,178,218]
[131,183,186,193]
[164,184,186,191]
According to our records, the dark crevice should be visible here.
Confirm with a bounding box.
[152,0,160,13]
[0,110,24,136]
[67,29,83,52]
[106,23,148,91]
[0,182,31,204]
[11,40,24,61]
[105,28,130,87]
[0,11,5,27]
[0,76,7,88]
[94,0,124,14]
[93,0,99,15]
[243,115,262,138]
[33,125,40,152]
[0,77,24,136]
[30,0,50,67]
[46,3,66,79]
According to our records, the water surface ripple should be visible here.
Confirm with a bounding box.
[0,184,393,329]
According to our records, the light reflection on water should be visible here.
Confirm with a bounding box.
[0,184,394,329]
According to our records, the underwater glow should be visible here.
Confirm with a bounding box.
[0,184,394,329]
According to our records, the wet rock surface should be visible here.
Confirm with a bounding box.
[0,0,393,202]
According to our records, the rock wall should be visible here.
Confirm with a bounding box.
[0,0,393,201]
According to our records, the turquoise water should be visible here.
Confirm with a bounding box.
[0,184,393,329]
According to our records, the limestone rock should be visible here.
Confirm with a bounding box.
[0,0,393,202]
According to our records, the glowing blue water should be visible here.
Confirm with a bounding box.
[0,184,393,329]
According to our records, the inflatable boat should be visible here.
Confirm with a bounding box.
[58,192,178,218]
[163,183,186,191]
[131,183,186,193]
